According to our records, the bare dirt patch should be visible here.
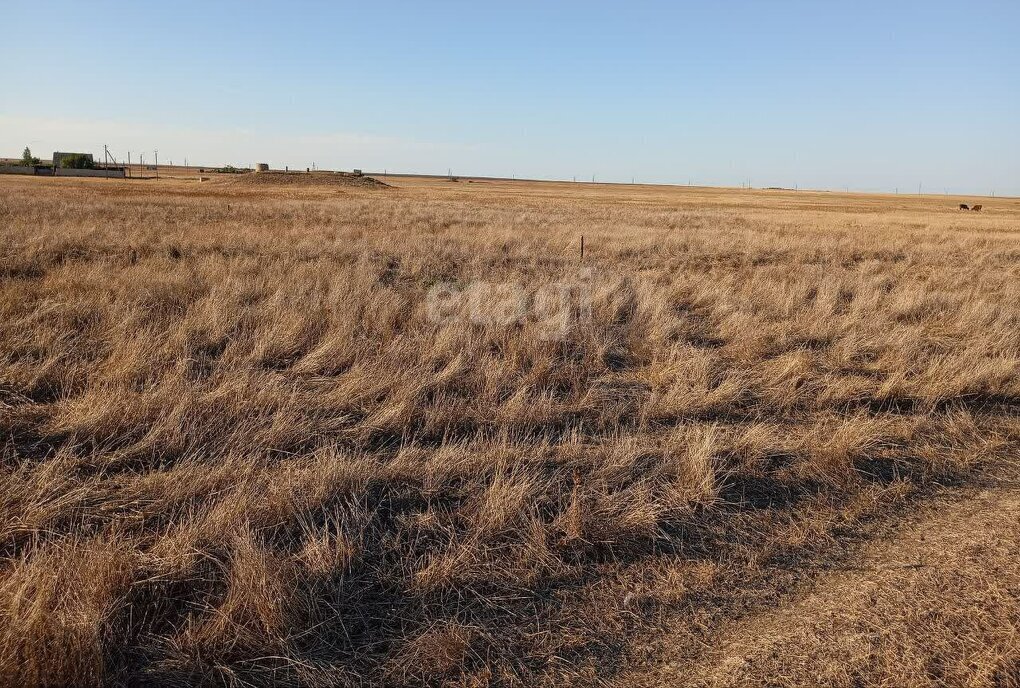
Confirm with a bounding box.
[625,484,1020,687]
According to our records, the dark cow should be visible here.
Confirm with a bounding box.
[971,204,983,212]
[959,203,969,210]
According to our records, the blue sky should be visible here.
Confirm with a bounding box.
[3,0,1018,194]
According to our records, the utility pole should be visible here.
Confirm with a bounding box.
[154,150,159,180]
[127,151,131,178]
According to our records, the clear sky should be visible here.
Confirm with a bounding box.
[3,0,1018,194]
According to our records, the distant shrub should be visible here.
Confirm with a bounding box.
[60,154,95,169]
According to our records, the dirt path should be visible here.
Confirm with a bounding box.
[625,484,1020,688]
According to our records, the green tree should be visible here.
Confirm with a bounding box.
[20,147,40,166]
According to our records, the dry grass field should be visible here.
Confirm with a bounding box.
[1,172,1019,687]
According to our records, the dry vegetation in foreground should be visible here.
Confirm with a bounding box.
[1,173,1019,687]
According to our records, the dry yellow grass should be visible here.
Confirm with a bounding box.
[1,173,1018,687]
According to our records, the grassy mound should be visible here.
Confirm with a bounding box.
[227,170,390,189]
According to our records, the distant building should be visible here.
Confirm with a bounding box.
[1,150,124,178]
